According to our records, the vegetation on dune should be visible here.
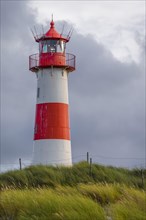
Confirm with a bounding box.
[0,161,145,190]
[0,184,146,220]
[0,162,146,219]
[110,187,146,220]
[0,188,106,220]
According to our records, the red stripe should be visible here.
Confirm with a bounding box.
[34,103,70,140]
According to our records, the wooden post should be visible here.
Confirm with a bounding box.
[19,158,22,170]
[141,169,144,189]
[89,157,92,177]
[87,152,89,163]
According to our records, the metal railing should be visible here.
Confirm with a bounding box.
[29,53,39,70]
[29,53,75,72]
[66,53,76,70]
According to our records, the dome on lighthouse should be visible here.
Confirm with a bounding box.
[35,19,69,42]
[45,20,61,38]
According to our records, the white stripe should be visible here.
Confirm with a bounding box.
[33,139,72,166]
[36,68,69,104]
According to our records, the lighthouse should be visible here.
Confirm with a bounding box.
[29,19,75,166]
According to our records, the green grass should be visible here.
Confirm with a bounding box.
[0,184,145,220]
[0,161,145,190]
[0,187,106,220]
[0,162,145,219]
[110,187,146,220]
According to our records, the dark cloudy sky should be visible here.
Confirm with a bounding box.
[1,0,145,171]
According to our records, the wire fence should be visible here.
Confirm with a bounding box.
[0,153,145,173]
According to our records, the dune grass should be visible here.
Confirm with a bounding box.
[0,161,145,190]
[0,162,145,219]
[0,183,145,220]
[110,187,146,220]
[0,187,106,220]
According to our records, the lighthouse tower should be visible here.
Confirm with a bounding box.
[29,19,75,166]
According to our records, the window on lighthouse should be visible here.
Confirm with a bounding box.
[39,41,49,53]
[39,40,66,53]
[57,40,65,53]
[48,40,57,53]
[43,44,47,52]
[40,41,47,53]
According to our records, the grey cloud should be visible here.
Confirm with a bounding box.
[68,31,145,167]
[1,1,145,170]
[1,1,36,166]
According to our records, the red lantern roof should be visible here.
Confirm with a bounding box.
[45,20,60,38]
[35,20,69,42]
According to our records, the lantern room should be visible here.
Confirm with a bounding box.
[29,19,75,72]
[39,39,66,53]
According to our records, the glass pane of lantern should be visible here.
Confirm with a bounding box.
[47,40,57,53]
[43,42,47,53]
[39,42,43,53]
[56,40,65,53]
[61,41,65,52]
[57,41,62,52]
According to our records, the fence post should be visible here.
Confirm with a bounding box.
[89,157,92,177]
[19,158,22,170]
[141,169,144,189]
[87,152,89,163]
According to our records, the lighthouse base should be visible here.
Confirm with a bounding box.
[32,139,72,166]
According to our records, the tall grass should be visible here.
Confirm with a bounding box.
[0,187,106,220]
[1,162,145,220]
[110,187,146,220]
[0,162,145,190]
[0,183,145,220]
[77,183,121,205]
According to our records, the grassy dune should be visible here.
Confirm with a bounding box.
[0,184,145,220]
[0,162,145,189]
[0,162,146,219]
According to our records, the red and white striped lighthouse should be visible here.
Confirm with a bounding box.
[29,19,75,166]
